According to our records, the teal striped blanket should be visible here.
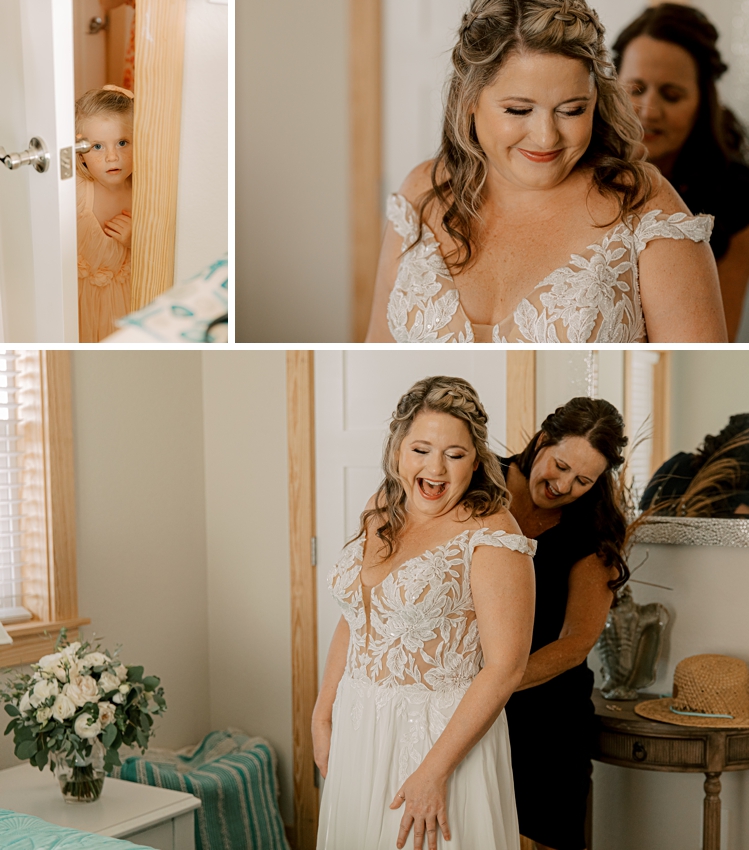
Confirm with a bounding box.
[112,730,289,850]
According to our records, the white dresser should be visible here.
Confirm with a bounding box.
[0,764,200,849]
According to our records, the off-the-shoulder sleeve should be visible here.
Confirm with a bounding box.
[469,528,537,558]
[386,193,420,245]
[633,209,714,253]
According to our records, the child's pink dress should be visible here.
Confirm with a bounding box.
[77,176,131,342]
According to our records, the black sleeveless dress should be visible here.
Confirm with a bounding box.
[501,458,599,850]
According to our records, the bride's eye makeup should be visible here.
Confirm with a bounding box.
[504,106,532,116]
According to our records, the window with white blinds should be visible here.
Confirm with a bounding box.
[0,350,30,624]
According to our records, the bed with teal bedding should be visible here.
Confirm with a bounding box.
[0,809,151,849]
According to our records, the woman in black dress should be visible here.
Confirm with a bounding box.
[613,4,749,341]
[501,397,630,850]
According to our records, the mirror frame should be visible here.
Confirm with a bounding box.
[130,0,187,311]
[633,516,749,547]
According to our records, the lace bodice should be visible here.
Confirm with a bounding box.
[328,528,537,698]
[386,193,713,343]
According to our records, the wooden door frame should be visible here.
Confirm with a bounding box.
[287,351,319,850]
[350,0,382,342]
[130,0,187,311]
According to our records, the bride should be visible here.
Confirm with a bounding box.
[313,376,536,850]
[365,0,727,343]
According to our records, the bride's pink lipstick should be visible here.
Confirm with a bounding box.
[517,148,563,163]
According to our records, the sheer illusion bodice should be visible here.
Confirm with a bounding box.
[318,526,536,849]
[330,528,536,697]
[386,193,713,343]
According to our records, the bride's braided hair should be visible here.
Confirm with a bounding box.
[354,376,510,562]
[413,0,655,273]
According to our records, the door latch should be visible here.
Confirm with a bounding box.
[0,137,50,173]
[59,139,92,180]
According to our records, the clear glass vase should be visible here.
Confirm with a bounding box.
[51,741,106,803]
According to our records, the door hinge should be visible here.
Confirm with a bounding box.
[311,536,317,567]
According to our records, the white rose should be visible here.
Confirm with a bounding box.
[65,675,100,707]
[51,694,76,722]
[115,664,128,682]
[38,651,63,671]
[62,642,81,657]
[73,713,101,740]
[81,652,109,669]
[98,672,121,694]
[30,678,59,707]
[97,701,116,727]
[19,692,33,714]
[36,706,52,725]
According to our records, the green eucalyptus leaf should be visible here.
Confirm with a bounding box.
[102,723,117,748]
[127,666,143,683]
[142,677,160,692]
[16,739,37,760]
[4,704,20,717]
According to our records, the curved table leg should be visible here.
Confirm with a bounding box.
[703,772,722,850]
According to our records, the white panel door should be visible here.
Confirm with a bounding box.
[314,350,508,681]
[0,0,78,342]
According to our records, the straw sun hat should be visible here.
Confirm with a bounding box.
[635,654,749,728]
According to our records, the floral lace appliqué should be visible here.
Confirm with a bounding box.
[385,195,713,344]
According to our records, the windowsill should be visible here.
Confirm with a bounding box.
[0,617,91,668]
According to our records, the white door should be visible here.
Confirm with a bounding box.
[0,0,78,342]
[314,350,508,680]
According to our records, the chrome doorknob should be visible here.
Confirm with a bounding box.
[0,137,50,173]
[75,139,92,155]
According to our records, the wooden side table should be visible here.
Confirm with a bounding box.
[0,764,200,849]
[593,689,749,850]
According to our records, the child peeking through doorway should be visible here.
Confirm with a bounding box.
[75,85,133,343]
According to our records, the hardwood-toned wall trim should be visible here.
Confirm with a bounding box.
[1,351,89,668]
[350,0,382,341]
[130,0,188,311]
[506,352,536,454]
[651,351,671,475]
[286,352,318,850]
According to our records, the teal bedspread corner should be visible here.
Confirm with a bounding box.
[0,809,153,849]
[112,729,291,850]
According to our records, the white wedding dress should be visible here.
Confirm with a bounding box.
[386,193,713,343]
[317,527,537,850]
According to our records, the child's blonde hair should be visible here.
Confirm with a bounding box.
[75,88,134,181]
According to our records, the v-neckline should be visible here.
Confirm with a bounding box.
[397,193,631,332]
[356,527,473,592]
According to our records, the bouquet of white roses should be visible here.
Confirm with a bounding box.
[0,628,166,802]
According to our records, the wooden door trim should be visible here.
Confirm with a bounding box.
[350,0,382,341]
[506,352,537,454]
[286,351,318,849]
[130,0,187,311]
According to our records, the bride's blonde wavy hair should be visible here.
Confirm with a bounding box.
[355,376,510,562]
[416,0,656,271]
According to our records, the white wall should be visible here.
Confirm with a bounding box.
[671,351,749,456]
[201,351,294,823]
[174,0,228,285]
[237,0,350,342]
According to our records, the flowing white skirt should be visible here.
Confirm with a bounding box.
[317,673,520,850]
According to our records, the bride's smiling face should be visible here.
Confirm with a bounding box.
[473,50,597,192]
[397,411,478,518]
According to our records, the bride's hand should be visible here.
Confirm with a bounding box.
[390,767,451,850]
[311,718,332,779]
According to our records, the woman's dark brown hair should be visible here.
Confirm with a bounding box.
[515,396,630,591]
[612,4,749,258]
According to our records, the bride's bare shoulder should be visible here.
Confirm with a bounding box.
[640,171,691,216]
[396,160,435,207]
